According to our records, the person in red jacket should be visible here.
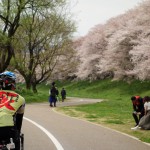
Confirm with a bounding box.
[130,96,144,128]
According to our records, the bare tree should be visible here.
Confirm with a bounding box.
[50,40,79,81]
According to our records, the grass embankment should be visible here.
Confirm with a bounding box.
[17,79,150,143]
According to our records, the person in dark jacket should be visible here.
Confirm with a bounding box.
[49,82,57,107]
[130,96,144,128]
[61,88,66,102]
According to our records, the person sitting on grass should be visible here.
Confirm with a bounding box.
[131,96,150,130]
[130,96,144,129]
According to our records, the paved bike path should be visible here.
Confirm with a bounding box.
[23,98,150,150]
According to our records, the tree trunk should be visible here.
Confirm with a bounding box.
[32,82,37,93]
[25,79,32,90]
[31,74,38,93]
[0,44,13,72]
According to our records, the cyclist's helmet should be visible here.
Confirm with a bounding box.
[0,71,16,90]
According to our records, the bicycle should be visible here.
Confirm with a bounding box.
[0,133,24,150]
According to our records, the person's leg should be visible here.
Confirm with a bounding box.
[54,98,57,107]
[49,96,51,106]
[13,130,20,150]
[0,127,9,145]
[0,127,19,150]
[50,96,53,107]
[0,127,14,141]
[50,102,53,107]
[54,101,56,107]
[132,112,139,126]
[62,96,64,102]
[139,113,144,121]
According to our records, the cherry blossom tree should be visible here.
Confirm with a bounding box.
[126,0,150,80]
[76,24,108,80]
[75,0,150,81]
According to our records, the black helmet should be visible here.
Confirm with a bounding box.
[0,71,16,90]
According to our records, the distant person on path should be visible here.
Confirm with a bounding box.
[131,96,150,130]
[130,96,144,128]
[61,88,66,102]
[49,82,57,107]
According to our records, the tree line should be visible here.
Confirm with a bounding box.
[1,0,149,93]
[73,0,150,81]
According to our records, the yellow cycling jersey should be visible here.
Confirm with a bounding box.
[0,90,25,127]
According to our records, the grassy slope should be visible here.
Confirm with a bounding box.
[18,79,150,143]
[56,79,150,143]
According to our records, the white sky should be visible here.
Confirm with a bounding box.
[71,0,143,36]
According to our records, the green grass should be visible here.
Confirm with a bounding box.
[55,79,150,144]
[15,83,50,103]
[16,79,150,143]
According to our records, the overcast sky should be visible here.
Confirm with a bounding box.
[71,0,143,36]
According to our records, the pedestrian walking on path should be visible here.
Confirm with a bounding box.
[49,82,57,107]
[61,87,66,102]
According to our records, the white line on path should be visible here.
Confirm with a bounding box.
[24,117,64,150]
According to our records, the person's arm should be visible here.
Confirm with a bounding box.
[144,103,148,115]
[133,104,136,112]
[16,103,25,132]
[16,113,24,132]
[140,99,145,115]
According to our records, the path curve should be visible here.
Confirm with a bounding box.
[22,97,150,150]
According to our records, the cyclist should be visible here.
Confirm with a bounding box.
[0,71,25,150]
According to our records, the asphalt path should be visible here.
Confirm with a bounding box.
[22,98,150,150]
